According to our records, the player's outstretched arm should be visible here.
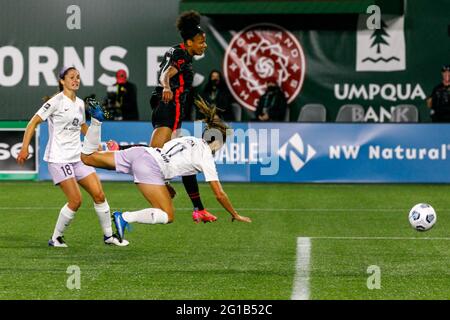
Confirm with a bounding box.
[160,66,178,104]
[209,181,252,223]
[17,115,43,165]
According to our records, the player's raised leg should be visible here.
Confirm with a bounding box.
[81,151,116,170]
[80,108,117,170]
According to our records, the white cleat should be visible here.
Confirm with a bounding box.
[48,236,68,247]
[104,234,129,247]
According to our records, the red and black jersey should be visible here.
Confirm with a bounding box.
[155,43,193,95]
[150,43,194,131]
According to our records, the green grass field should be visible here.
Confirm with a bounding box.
[0,181,449,300]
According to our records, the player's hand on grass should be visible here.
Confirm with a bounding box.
[232,214,252,223]
[162,87,173,104]
[16,148,29,165]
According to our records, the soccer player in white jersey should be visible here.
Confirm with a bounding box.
[80,97,251,240]
[17,66,128,247]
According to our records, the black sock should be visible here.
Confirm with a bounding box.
[182,175,204,211]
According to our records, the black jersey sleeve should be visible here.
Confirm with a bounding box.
[170,47,187,71]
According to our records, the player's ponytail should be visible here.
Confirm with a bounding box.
[194,96,229,145]
[176,10,205,41]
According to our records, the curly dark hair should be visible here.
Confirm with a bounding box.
[176,10,204,41]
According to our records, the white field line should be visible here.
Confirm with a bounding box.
[291,237,311,300]
[291,235,450,300]
[309,236,450,240]
[0,207,443,212]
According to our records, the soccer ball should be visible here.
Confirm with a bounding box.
[408,203,437,232]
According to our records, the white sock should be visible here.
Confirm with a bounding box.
[122,208,169,224]
[52,204,76,240]
[81,119,101,155]
[94,200,113,237]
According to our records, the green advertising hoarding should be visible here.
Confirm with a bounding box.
[0,0,448,122]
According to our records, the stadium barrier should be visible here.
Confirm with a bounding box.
[0,121,38,180]
[32,121,450,183]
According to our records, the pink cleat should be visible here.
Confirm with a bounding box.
[192,209,217,224]
[107,140,120,151]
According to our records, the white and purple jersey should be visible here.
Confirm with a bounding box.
[36,92,86,163]
[146,136,219,182]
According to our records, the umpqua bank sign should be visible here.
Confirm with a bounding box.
[332,14,427,123]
